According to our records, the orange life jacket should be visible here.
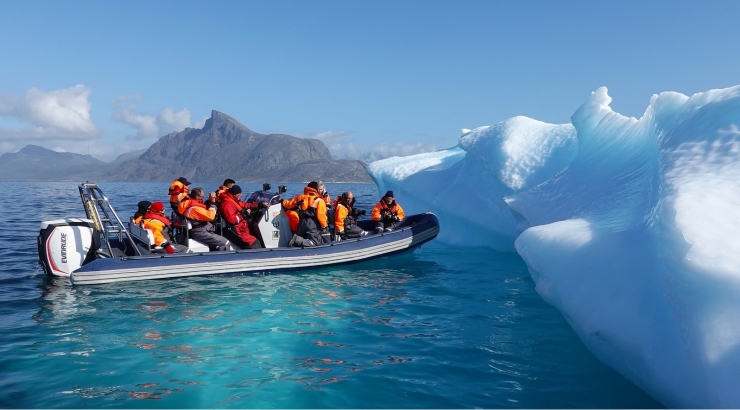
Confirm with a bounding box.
[143,212,171,226]
[169,180,190,204]
[215,185,229,201]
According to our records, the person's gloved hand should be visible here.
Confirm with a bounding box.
[164,242,175,254]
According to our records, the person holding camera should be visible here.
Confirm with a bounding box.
[218,185,267,249]
[334,191,368,240]
[372,191,405,234]
[178,187,230,251]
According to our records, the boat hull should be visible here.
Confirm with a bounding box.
[70,212,439,285]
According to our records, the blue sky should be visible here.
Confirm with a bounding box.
[1,0,739,161]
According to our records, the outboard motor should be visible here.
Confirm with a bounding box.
[38,218,98,277]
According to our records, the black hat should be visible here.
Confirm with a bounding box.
[177,177,191,185]
[307,181,318,190]
[137,200,152,214]
[384,190,394,198]
[229,185,242,195]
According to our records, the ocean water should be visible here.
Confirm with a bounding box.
[0,182,661,408]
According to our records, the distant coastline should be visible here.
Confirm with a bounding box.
[0,111,373,184]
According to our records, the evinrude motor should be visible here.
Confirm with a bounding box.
[38,218,99,276]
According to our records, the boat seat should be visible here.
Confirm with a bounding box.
[184,221,211,253]
[128,221,165,253]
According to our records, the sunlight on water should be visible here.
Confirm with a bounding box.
[0,182,660,408]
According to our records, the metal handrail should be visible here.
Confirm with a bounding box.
[78,183,141,257]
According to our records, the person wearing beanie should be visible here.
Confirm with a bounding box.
[334,191,368,240]
[177,187,230,251]
[218,184,267,249]
[281,181,329,247]
[133,200,153,224]
[142,201,189,254]
[371,190,405,234]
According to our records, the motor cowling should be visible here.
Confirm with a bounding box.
[38,218,98,277]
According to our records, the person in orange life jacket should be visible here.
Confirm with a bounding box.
[283,182,319,235]
[281,181,329,247]
[218,185,267,249]
[178,187,230,251]
[283,181,316,235]
[169,177,191,213]
[215,178,236,203]
[316,181,333,243]
[372,190,405,233]
[133,201,152,225]
[142,201,189,254]
[334,191,368,240]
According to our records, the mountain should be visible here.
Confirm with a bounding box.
[1,111,373,183]
[108,148,146,165]
[105,110,372,183]
[0,145,107,181]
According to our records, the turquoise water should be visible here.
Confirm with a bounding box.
[0,182,661,408]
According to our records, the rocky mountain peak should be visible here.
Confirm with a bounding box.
[204,110,251,133]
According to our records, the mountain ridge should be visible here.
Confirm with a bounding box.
[0,111,372,183]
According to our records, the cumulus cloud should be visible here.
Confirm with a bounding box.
[307,130,439,162]
[0,85,99,141]
[113,95,197,140]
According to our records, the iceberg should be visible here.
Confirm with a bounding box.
[366,85,740,408]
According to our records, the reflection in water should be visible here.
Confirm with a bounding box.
[4,182,659,408]
[26,255,448,404]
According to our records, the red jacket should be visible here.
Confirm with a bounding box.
[219,192,259,225]
[219,192,259,246]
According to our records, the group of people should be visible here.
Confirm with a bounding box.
[132,177,405,253]
[280,181,405,248]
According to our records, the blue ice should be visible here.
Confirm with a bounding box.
[367,85,740,408]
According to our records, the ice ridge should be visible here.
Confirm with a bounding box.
[366,84,740,408]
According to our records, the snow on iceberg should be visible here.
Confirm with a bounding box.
[366,85,740,408]
[367,118,577,250]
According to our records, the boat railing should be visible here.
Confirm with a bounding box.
[78,183,141,257]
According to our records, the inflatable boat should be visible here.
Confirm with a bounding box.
[38,183,440,285]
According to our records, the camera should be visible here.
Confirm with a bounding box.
[352,208,366,217]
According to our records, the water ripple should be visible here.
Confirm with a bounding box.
[0,183,660,408]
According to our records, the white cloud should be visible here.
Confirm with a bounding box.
[306,130,439,162]
[113,95,197,140]
[193,115,209,129]
[0,85,99,141]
